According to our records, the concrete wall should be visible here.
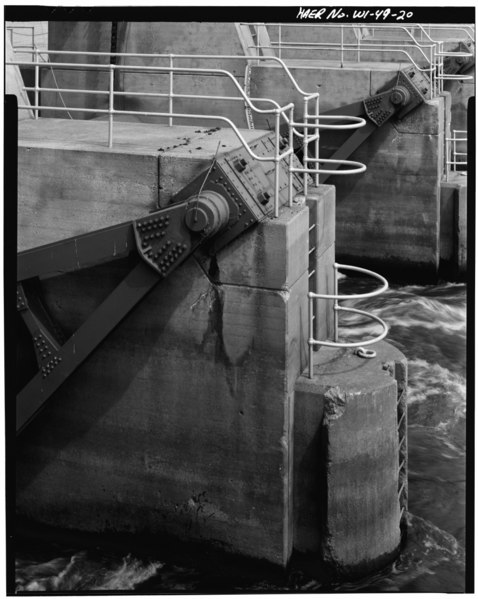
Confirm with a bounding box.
[444,66,474,149]
[252,63,445,274]
[440,175,468,276]
[16,118,319,567]
[17,244,308,566]
[16,114,408,578]
[44,22,249,128]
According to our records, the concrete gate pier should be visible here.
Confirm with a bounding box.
[15,118,407,579]
[294,342,407,577]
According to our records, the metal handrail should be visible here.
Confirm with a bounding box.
[414,25,474,93]
[9,48,367,217]
[445,129,467,181]
[241,22,475,99]
[307,263,389,378]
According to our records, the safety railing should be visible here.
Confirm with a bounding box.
[445,129,468,181]
[8,48,368,218]
[307,263,389,378]
[8,44,387,379]
[6,24,48,61]
[240,22,474,99]
[414,24,474,94]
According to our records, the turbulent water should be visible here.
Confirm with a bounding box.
[15,281,467,593]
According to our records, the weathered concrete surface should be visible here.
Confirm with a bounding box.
[15,119,324,567]
[329,98,444,273]
[42,22,112,119]
[251,64,445,274]
[17,118,268,250]
[209,204,309,290]
[45,22,248,128]
[440,173,468,275]
[250,61,402,120]
[444,66,475,134]
[294,341,406,577]
[16,224,309,568]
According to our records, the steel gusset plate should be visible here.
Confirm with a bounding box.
[133,201,201,277]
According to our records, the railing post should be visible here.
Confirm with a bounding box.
[452,129,457,172]
[445,134,450,182]
[429,45,435,99]
[108,64,114,148]
[333,263,339,343]
[288,105,294,208]
[308,293,314,379]
[303,96,309,198]
[314,94,319,187]
[274,109,280,218]
[278,23,282,60]
[439,41,444,94]
[34,48,40,120]
[169,54,174,127]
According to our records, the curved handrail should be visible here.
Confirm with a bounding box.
[11,48,321,100]
[292,158,367,176]
[307,263,389,378]
[10,46,370,218]
[8,59,295,118]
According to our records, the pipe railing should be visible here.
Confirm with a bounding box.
[307,263,389,378]
[8,48,369,217]
[241,22,475,99]
[445,129,468,181]
[6,25,36,61]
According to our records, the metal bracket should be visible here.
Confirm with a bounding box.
[364,67,427,126]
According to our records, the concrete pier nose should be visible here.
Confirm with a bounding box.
[294,341,407,578]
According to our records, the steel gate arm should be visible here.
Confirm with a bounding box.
[18,222,135,281]
[316,66,429,182]
[16,261,160,434]
[16,142,283,435]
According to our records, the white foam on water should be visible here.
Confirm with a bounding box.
[407,358,466,409]
[16,552,163,592]
[92,555,163,590]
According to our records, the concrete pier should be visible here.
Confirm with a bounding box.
[294,342,406,577]
[16,118,406,576]
[17,119,311,566]
[440,172,468,278]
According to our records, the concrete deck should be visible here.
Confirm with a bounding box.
[18,117,267,156]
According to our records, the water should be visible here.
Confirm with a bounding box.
[14,281,467,593]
